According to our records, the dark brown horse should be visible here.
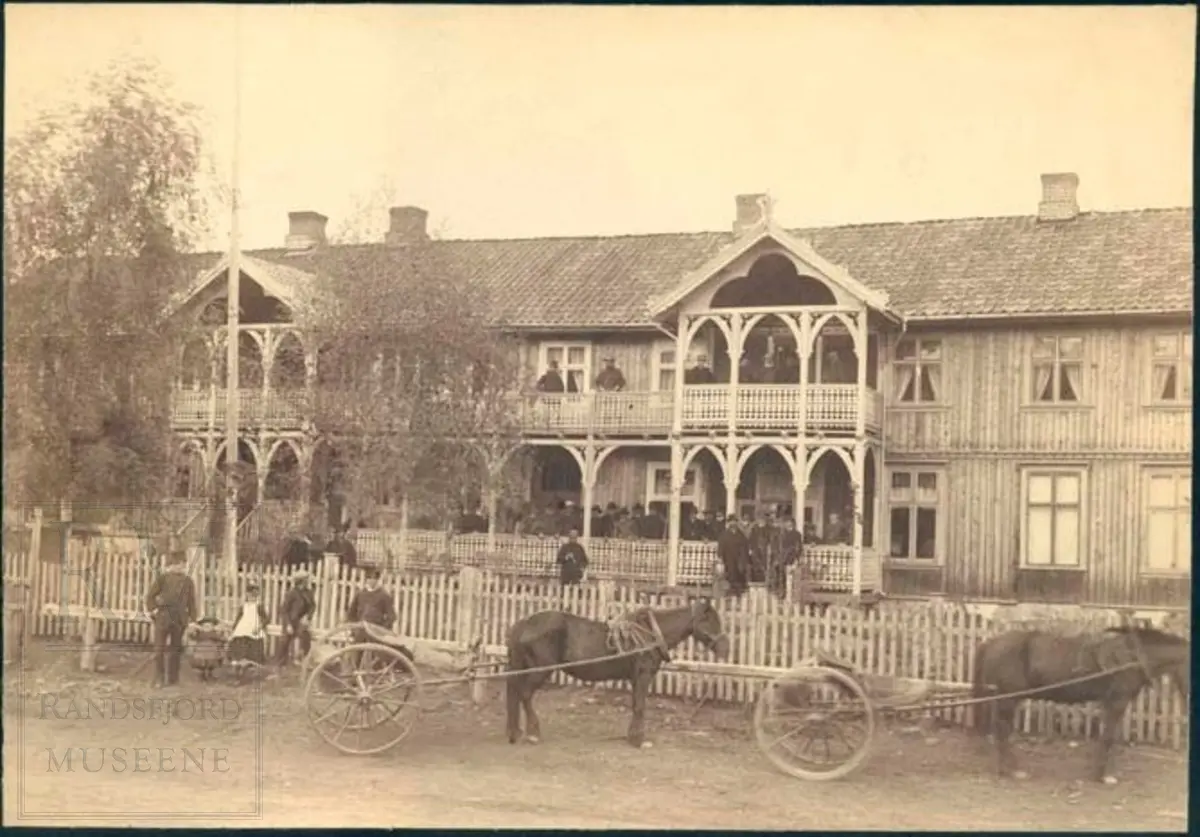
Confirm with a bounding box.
[971,625,1190,783]
[505,600,730,747]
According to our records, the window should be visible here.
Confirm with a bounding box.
[1150,332,1192,403]
[540,343,590,393]
[887,469,941,560]
[1021,468,1084,567]
[1144,469,1191,574]
[646,464,700,504]
[652,343,677,392]
[1030,335,1083,403]
[893,338,942,403]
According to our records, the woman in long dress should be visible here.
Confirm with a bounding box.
[228,582,269,681]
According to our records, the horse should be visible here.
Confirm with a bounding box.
[971,625,1190,784]
[505,598,730,748]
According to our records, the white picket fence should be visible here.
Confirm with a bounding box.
[2,540,1188,750]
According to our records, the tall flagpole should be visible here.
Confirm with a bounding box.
[224,6,243,581]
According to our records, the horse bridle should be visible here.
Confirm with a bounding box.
[688,607,726,652]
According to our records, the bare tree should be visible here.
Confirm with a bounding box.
[4,57,219,505]
[306,211,523,530]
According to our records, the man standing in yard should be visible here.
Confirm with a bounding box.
[146,550,198,688]
[276,569,315,666]
[556,528,588,586]
[347,566,396,636]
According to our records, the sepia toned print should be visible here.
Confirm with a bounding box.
[3,4,1191,830]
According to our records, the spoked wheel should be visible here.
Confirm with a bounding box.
[305,642,422,755]
[754,664,875,781]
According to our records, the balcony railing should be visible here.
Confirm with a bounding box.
[173,385,881,436]
[171,389,311,429]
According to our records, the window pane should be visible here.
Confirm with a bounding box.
[889,508,911,558]
[1026,507,1053,565]
[1053,508,1080,566]
[567,346,587,366]
[919,340,942,360]
[653,469,671,496]
[1147,509,1176,570]
[917,472,938,493]
[1176,474,1191,507]
[1059,337,1083,359]
[658,370,676,392]
[660,350,676,366]
[896,339,917,361]
[1055,473,1080,505]
[546,347,563,366]
[915,508,937,558]
[1028,474,1053,505]
[918,367,940,402]
[1153,334,1179,358]
[1031,362,1055,401]
[1058,363,1081,401]
[890,472,912,500]
[1032,336,1057,359]
[1176,511,1191,572]
[1148,474,1177,507]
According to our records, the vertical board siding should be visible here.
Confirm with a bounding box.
[936,457,1187,604]
[887,325,1191,454]
[7,543,1187,750]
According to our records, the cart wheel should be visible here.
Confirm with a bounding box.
[754,664,875,781]
[306,642,421,755]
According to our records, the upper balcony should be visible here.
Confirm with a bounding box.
[518,385,882,436]
[171,384,882,437]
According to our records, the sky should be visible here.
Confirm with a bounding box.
[5,5,1195,251]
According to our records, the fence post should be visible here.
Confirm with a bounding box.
[456,566,486,705]
[319,552,340,632]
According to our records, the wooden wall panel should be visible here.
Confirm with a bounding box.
[925,456,1188,606]
[520,334,666,393]
[884,325,1192,455]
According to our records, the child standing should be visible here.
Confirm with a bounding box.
[228,581,270,682]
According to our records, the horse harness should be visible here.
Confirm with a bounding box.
[605,607,670,663]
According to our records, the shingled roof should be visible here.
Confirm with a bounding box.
[191,206,1193,329]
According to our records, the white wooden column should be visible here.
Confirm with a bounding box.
[580,444,596,547]
[851,441,866,597]
[855,309,869,440]
[727,315,743,433]
[793,445,808,528]
[723,443,740,519]
[672,319,688,436]
[797,313,813,437]
[666,440,684,587]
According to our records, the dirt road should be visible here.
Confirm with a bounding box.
[3,645,1189,830]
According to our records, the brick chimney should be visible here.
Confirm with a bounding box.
[733,193,769,236]
[1037,173,1080,222]
[386,206,430,246]
[285,211,328,250]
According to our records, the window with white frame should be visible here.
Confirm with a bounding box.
[540,343,590,393]
[887,468,941,560]
[1030,335,1084,403]
[1150,332,1192,404]
[646,464,700,504]
[652,343,677,392]
[1144,469,1191,574]
[1021,468,1084,567]
[893,338,942,403]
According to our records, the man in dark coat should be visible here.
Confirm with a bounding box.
[556,529,588,585]
[590,505,611,539]
[536,361,566,393]
[276,570,316,666]
[772,517,804,596]
[146,551,198,687]
[347,566,396,634]
[747,515,773,584]
[594,357,627,392]
[716,519,750,596]
[328,525,358,571]
[640,506,666,540]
